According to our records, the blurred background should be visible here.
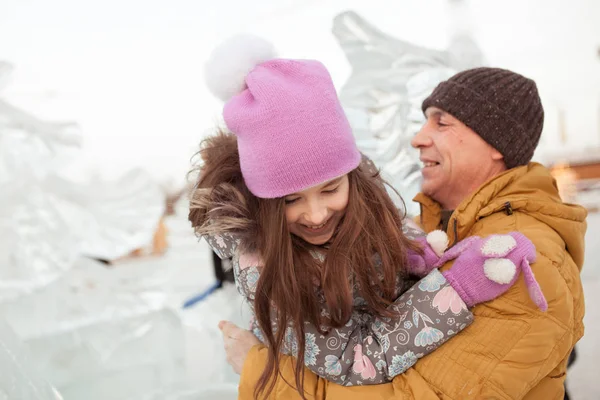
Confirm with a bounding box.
[0,0,598,399]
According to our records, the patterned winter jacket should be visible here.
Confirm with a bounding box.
[205,223,474,386]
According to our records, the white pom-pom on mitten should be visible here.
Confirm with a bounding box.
[204,34,277,102]
[483,258,517,284]
[481,235,517,257]
[426,230,449,257]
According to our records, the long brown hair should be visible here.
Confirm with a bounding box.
[189,130,419,399]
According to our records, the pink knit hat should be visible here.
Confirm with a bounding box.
[204,35,361,198]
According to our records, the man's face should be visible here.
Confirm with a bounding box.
[411,107,506,209]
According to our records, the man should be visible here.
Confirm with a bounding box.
[407,67,586,399]
[223,67,587,399]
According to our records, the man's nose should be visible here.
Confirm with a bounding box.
[411,124,433,148]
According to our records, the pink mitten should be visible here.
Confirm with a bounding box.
[440,232,548,311]
[406,230,449,276]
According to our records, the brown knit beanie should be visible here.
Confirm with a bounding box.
[422,67,544,169]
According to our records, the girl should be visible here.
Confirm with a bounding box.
[189,36,546,399]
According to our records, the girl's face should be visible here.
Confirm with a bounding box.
[284,175,350,246]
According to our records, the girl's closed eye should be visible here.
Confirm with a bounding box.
[323,187,339,194]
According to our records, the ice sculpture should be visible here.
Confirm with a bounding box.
[0,62,82,302]
[0,62,180,399]
[1,256,187,400]
[332,10,484,215]
[0,319,63,400]
[0,61,166,302]
[47,169,165,262]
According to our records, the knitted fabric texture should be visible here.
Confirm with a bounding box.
[422,67,544,169]
[223,59,361,198]
[439,232,547,311]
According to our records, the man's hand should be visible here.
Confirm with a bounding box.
[218,320,261,374]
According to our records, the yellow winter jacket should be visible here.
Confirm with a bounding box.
[238,162,587,399]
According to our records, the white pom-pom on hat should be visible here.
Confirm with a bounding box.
[426,230,449,257]
[204,34,277,102]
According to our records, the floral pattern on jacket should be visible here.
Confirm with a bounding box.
[204,230,474,386]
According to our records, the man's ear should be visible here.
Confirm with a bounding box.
[491,148,504,161]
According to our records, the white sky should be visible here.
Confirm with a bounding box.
[1,0,599,185]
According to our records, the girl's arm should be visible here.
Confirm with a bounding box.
[231,249,473,386]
